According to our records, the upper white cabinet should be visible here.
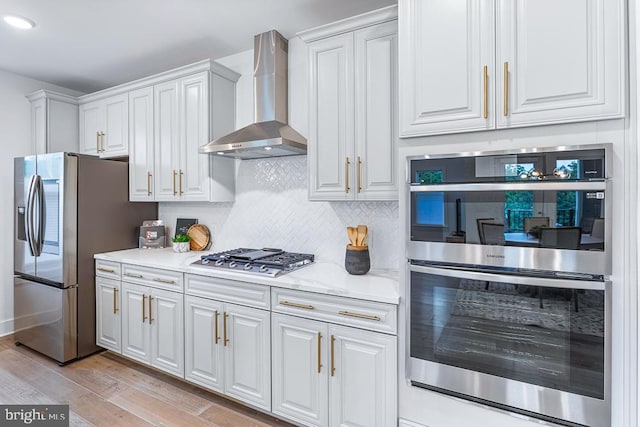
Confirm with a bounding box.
[399,0,625,137]
[300,6,398,201]
[79,93,129,157]
[27,90,79,154]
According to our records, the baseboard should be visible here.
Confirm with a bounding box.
[0,318,15,337]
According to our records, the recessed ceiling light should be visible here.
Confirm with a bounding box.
[264,147,272,151]
[217,152,225,155]
[3,15,35,29]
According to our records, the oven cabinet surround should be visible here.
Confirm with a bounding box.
[94,249,399,425]
[27,90,79,155]
[299,5,399,201]
[79,93,129,157]
[184,274,271,411]
[77,60,239,202]
[271,288,397,427]
[398,0,625,137]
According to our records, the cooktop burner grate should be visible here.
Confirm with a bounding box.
[193,248,314,277]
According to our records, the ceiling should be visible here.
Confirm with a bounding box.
[0,0,396,94]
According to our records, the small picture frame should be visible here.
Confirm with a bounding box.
[175,218,197,237]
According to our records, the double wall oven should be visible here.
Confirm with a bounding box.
[406,145,611,426]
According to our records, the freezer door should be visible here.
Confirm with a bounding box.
[14,276,78,363]
[35,153,77,286]
[14,156,37,277]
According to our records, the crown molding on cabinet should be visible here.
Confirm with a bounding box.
[26,89,79,104]
[78,59,240,104]
[297,4,397,43]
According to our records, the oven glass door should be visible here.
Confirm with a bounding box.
[409,265,608,400]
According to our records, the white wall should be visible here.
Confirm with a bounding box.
[0,68,82,336]
[158,39,401,270]
[397,119,632,427]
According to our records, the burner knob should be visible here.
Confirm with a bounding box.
[244,263,253,270]
[202,259,209,264]
[259,265,269,272]
[215,260,224,266]
[229,261,237,268]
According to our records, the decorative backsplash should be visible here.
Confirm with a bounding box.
[159,156,400,270]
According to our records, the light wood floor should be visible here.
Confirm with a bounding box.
[0,335,294,426]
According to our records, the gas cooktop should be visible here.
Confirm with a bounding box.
[191,248,314,277]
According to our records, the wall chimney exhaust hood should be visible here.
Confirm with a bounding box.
[200,30,307,159]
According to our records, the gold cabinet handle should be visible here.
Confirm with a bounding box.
[179,169,184,195]
[113,288,118,314]
[357,156,362,193]
[152,278,175,284]
[96,131,101,153]
[124,273,143,278]
[483,65,488,119]
[223,312,229,346]
[97,267,114,273]
[318,332,323,373]
[338,310,381,321]
[214,310,220,344]
[345,157,350,193]
[172,170,177,195]
[148,295,154,324]
[280,300,314,310]
[100,131,106,152]
[330,335,336,377]
[503,61,509,117]
[142,294,147,323]
[147,172,152,196]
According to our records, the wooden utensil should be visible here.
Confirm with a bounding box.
[360,225,368,246]
[347,226,358,246]
[187,224,211,251]
[356,224,367,246]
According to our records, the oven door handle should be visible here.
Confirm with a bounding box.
[409,264,607,291]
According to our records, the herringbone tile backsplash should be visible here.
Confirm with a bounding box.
[159,156,401,270]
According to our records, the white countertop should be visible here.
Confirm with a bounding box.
[95,248,400,305]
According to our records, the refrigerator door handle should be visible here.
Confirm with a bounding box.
[35,175,44,256]
[25,175,38,257]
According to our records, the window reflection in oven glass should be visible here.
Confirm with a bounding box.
[410,271,605,399]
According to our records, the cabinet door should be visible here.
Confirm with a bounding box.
[150,288,184,377]
[129,87,155,201]
[399,0,495,137]
[224,303,271,411]
[95,277,121,353]
[354,21,398,200]
[329,326,397,427]
[308,33,355,201]
[185,295,224,392]
[154,80,180,201]
[102,93,129,157]
[496,0,624,128]
[179,72,211,201]
[121,282,150,364]
[79,100,102,155]
[272,314,329,427]
[31,97,46,155]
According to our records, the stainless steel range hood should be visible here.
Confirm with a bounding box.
[200,30,307,159]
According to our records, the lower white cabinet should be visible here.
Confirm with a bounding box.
[95,276,121,353]
[272,312,397,427]
[121,282,184,377]
[185,294,271,411]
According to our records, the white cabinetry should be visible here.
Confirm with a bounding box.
[300,7,398,201]
[399,0,625,137]
[184,274,271,411]
[27,90,79,154]
[271,289,397,427]
[128,67,237,202]
[79,93,129,157]
[95,263,121,353]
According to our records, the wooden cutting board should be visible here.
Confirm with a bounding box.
[187,224,210,251]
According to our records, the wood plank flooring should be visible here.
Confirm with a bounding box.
[0,335,294,427]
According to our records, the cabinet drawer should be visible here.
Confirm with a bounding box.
[185,274,269,310]
[95,260,121,279]
[121,264,183,292]
[271,288,397,334]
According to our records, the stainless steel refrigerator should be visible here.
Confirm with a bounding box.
[14,152,157,364]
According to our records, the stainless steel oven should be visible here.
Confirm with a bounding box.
[408,145,611,276]
[407,263,610,426]
[405,145,612,426]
